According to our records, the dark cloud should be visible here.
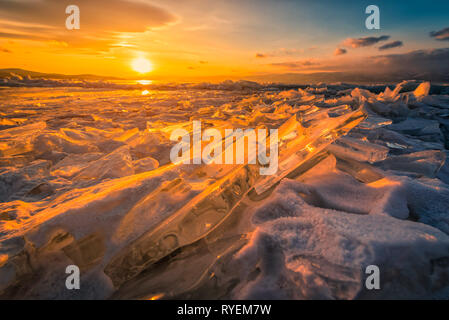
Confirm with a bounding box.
[368,48,449,78]
[326,48,449,76]
[271,48,449,80]
[254,48,449,83]
[343,35,390,48]
[430,27,449,41]
[334,48,347,56]
[378,40,403,51]
[255,53,268,58]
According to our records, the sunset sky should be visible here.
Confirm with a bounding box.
[0,0,448,81]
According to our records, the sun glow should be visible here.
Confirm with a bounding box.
[131,57,153,74]
[137,80,152,85]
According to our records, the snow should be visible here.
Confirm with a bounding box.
[233,179,449,299]
[1,80,449,299]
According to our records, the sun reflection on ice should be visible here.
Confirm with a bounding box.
[137,80,152,85]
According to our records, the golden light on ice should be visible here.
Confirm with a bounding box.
[131,57,153,74]
[137,80,152,85]
[148,293,164,300]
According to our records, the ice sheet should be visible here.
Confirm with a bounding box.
[1,82,449,299]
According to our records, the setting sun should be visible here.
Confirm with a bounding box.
[131,57,153,74]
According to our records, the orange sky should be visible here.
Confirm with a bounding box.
[0,0,448,82]
[0,0,273,80]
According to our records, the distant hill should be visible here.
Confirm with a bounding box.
[0,68,122,80]
[1,68,448,85]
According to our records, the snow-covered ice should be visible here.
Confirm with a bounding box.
[1,80,449,299]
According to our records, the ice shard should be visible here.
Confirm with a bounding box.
[104,104,367,287]
[327,136,389,163]
[358,115,392,130]
[253,105,367,194]
[0,121,46,157]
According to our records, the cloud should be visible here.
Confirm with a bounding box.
[0,0,178,53]
[334,48,347,56]
[271,59,320,69]
[327,48,449,77]
[0,31,45,41]
[0,46,12,53]
[343,35,390,48]
[378,40,403,51]
[430,27,449,41]
[271,48,449,78]
[278,48,304,55]
[255,48,306,59]
[184,25,210,32]
[256,48,449,83]
[0,0,178,33]
[369,48,449,73]
[0,0,179,55]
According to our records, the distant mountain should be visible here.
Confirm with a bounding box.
[1,68,448,85]
[0,68,122,80]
